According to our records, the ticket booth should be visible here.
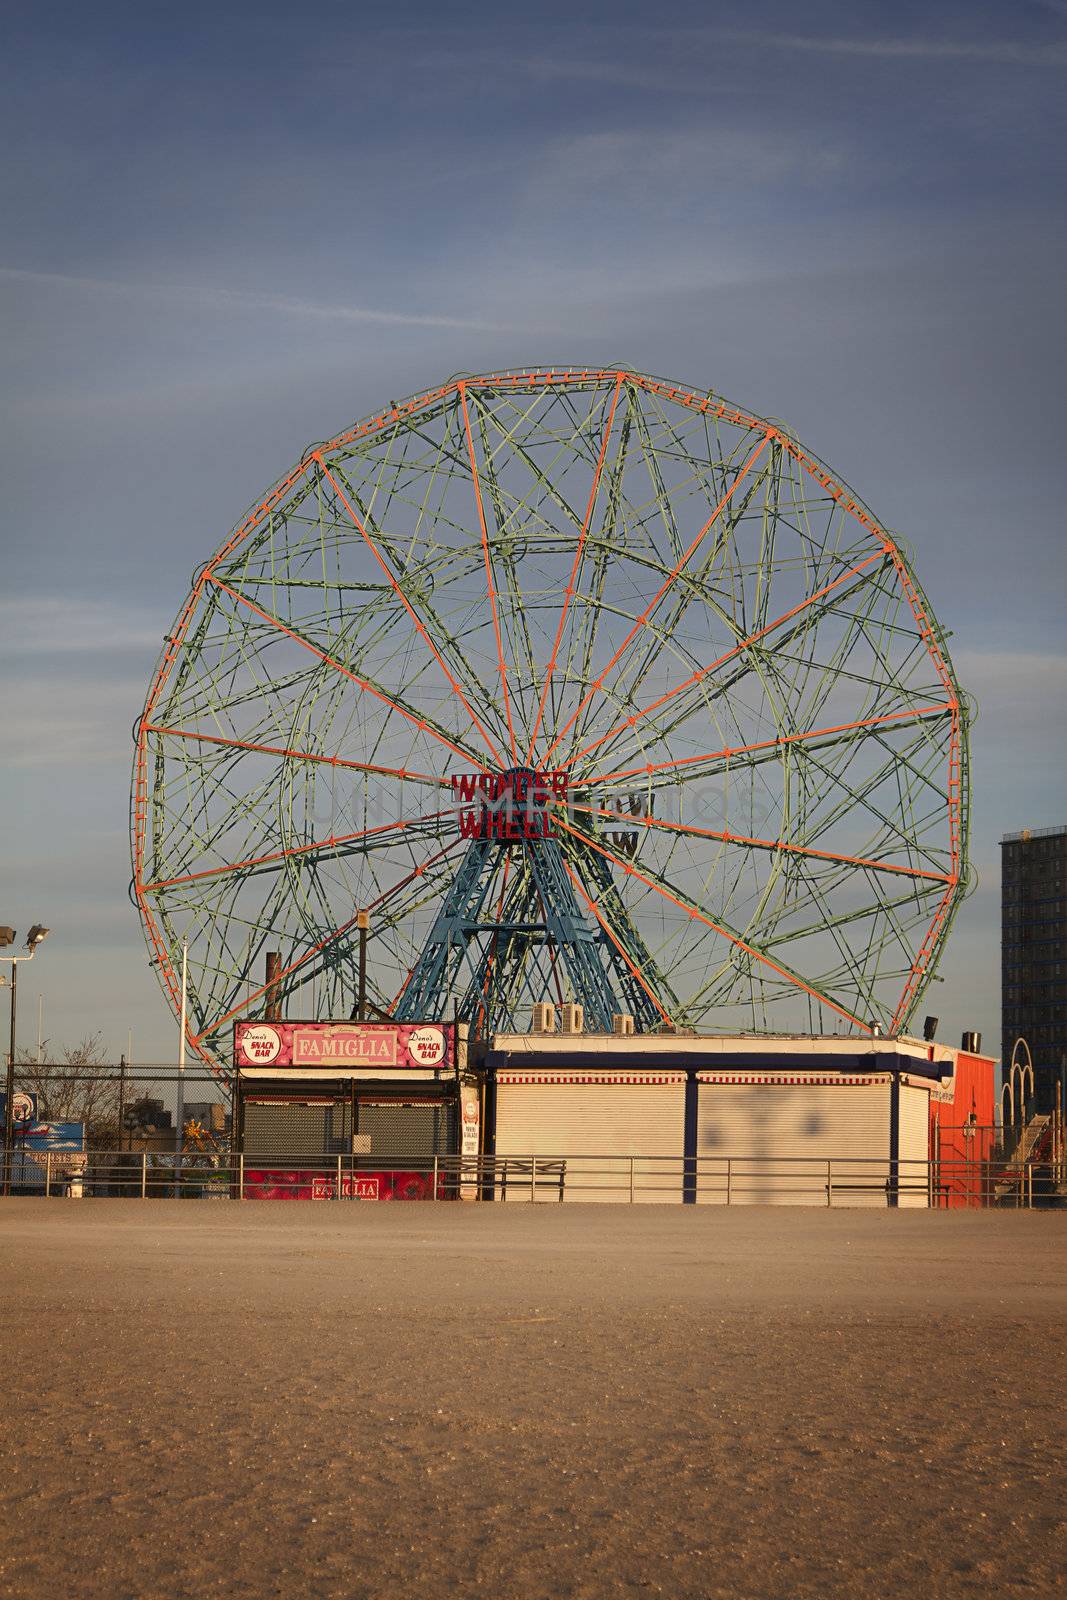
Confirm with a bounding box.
[233,1019,474,1199]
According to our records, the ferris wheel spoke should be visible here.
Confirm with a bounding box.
[192,837,467,1042]
[141,723,450,788]
[311,455,508,768]
[569,800,953,885]
[558,855,674,1025]
[609,390,770,665]
[526,370,626,763]
[205,574,490,770]
[555,814,869,1030]
[788,867,885,1019]
[787,726,954,874]
[470,406,540,721]
[581,701,954,798]
[142,811,452,892]
[541,430,772,765]
[459,382,520,763]
[192,899,376,1046]
[565,551,886,774]
[566,547,877,783]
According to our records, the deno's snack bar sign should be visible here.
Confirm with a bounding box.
[234,1021,452,1071]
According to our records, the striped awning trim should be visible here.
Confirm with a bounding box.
[496,1073,687,1086]
[696,1073,892,1086]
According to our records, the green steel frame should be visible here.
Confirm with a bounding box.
[130,367,972,1079]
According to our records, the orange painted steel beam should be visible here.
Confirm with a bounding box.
[191,838,466,1052]
[560,858,673,1025]
[566,551,885,771]
[205,574,489,771]
[540,430,772,765]
[459,381,519,765]
[141,723,449,787]
[141,811,451,893]
[571,801,955,885]
[556,815,871,1033]
[583,701,956,787]
[193,903,378,1046]
[313,455,506,769]
[526,370,626,764]
[365,837,464,914]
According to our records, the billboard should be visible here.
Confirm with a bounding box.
[6,1117,86,1192]
[234,1020,453,1071]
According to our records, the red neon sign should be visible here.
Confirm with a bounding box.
[450,770,568,840]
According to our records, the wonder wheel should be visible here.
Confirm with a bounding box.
[131,366,971,1074]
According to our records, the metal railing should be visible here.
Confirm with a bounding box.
[1,1149,1061,1207]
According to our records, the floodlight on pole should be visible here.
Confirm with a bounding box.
[174,939,188,1199]
[2,922,52,1196]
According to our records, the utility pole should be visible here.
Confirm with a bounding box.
[357,911,369,1022]
[174,940,187,1200]
[2,927,50,1196]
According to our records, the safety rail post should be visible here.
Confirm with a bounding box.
[238,1153,245,1201]
[1027,1163,1033,1209]
[336,1154,343,1200]
[432,1154,439,1201]
[826,1158,832,1207]
[726,1157,732,1207]
[927,1158,933,1208]
[629,1155,635,1204]
[45,1151,52,1198]
[530,1155,537,1204]
[140,1151,147,1200]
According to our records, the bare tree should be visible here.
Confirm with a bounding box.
[16,1035,122,1147]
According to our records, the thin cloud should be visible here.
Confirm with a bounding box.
[726,32,1067,66]
[0,597,165,656]
[953,647,1067,710]
[0,266,514,333]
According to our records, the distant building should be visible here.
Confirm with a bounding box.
[1001,825,1067,1113]
[123,1096,172,1133]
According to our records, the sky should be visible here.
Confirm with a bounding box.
[2,0,1065,1065]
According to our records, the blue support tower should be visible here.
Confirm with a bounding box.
[394,770,675,1033]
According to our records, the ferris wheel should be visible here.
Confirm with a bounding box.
[131,366,970,1075]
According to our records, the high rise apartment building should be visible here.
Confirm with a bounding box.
[1001,825,1067,1112]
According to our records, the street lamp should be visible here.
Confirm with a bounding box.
[2,926,51,1196]
[174,939,188,1200]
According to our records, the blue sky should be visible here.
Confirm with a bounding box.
[2,0,1065,1062]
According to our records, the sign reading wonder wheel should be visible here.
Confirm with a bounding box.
[234,1020,452,1071]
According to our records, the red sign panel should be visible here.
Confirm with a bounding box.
[243,1169,442,1201]
[234,1020,453,1070]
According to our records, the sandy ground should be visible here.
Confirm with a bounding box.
[1,1202,1065,1600]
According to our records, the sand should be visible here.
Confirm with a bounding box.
[1,1200,1064,1599]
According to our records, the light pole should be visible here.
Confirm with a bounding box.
[174,939,188,1199]
[2,926,50,1196]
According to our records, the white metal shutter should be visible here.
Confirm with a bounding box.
[494,1073,686,1203]
[897,1081,931,1208]
[696,1075,892,1207]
